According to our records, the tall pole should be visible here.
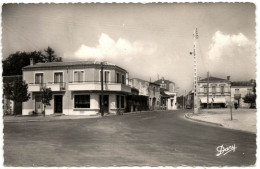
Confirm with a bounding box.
[184,90,186,109]
[193,28,199,114]
[182,91,185,110]
[207,72,209,109]
[100,62,104,116]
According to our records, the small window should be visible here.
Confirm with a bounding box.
[204,87,207,94]
[212,86,216,94]
[248,89,252,95]
[122,75,125,84]
[121,96,125,108]
[171,99,174,106]
[220,86,224,94]
[100,71,110,83]
[235,89,239,94]
[54,72,63,83]
[74,71,84,82]
[35,73,43,84]
[116,73,120,83]
[74,95,90,108]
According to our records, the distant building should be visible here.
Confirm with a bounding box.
[129,78,160,110]
[231,80,255,108]
[154,77,177,110]
[198,76,231,108]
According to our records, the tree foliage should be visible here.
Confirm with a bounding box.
[42,46,62,62]
[3,47,62,76]
[41,87,53,116]
[4,79,30,115]
[243,94,256,108]
[2,51,43,76]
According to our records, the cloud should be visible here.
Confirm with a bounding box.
[205,31,255,79]
[74,33,157,62]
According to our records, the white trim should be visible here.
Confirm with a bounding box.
[34,72,44,84]
[72,69,85,82]
[99,70,111,83]
[53,71,64,83]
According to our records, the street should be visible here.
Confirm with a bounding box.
[4,110,256,166]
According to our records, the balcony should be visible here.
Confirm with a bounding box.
[28,82,66,92]
[68,81,131,93]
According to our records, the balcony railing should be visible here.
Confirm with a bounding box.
[28,82,66,92]
[68,81,131,93]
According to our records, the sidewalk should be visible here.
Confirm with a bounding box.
[186,108,257,134]
[3,114,102,123]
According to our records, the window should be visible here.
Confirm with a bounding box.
[212,86,216,94]
[74,71,84,82]
[235,89,239,94]
[100,71,110,83]
[74,95,90,108]
[122,75,125,84]
[220,86,224,94]
[35,73,43,84]
[54,72,63,83]
[248,89,252,95]
[116,73,120,83]
[204,86,207,94]
[121,96,125,108]
[160,84,166,89]
[116,95,120,108]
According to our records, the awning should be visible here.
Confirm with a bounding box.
[200,97,226,104]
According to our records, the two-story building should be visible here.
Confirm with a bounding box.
[129,78,161,110]
[22,59,131,116]
[198,76,231,108]
[154,77,177,110]
[231,80,255,108]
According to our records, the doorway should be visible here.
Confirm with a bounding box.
[99,95,109,113]
[54,95,63,113]
[35,95,43,114]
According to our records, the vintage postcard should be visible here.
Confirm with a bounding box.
[1,1,258,168]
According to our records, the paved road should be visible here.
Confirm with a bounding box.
[4,110,256,166]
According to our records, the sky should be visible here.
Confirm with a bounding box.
[2,3,256,94]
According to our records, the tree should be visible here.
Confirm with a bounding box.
[41,87,53,117]
[2,51,44,76]
[243,94,256,108]
[42,46,62,62]
[3,79,30,115]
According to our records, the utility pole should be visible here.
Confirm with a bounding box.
[193,28,199,114]
[184,90,186,109]
[100,62,104,116]
[207,72,209,109]
[182,92,185,110]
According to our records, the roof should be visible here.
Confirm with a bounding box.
[3,75,23,83]
[23,60,126,72]
[198,76,230,83]
[160,90,170,97]
[154,78,175,85]
[231,81,254,87]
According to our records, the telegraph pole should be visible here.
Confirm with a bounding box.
[193,28,199,114]
[207,72,209,109]
[100,62,104,116]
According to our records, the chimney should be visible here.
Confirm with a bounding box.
[227,76,230,81]
[30,58,35,66]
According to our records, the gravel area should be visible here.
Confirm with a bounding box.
[189,108,256,133]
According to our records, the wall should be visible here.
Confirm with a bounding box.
[231,86,253,108]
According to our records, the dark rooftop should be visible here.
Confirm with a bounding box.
[231,81,254,87]
[198,76,230,83]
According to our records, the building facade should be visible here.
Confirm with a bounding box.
[22,60,131,116]
[154,77,177,110]
[129,78,161,110]
[198,76,231,108]
[231,80,255,108]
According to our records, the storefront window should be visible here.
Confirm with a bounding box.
[74,95,90,108]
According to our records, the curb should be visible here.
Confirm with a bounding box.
[184,113,223,127]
